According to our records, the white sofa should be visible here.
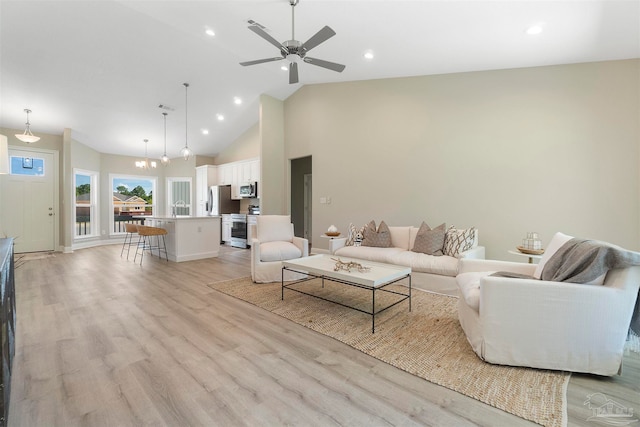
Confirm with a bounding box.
[456,258,640,376]
[328,226,485,295]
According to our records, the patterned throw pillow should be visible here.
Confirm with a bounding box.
[362,220,393,247]
[346,222,370,246]
[411,222,446,256]
[443,226,476,256]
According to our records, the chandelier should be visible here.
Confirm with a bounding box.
[15,109,40,143]
[135,139,157,169]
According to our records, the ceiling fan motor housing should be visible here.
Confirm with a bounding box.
[284,39,303,61]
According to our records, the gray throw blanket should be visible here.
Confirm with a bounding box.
[493,238,640,336]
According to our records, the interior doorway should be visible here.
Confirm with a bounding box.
[290,156,312,244]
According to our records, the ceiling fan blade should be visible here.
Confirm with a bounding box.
[240,57,284,66]
[303,57,346,73]
[248,25,287,55]
[300,26,336,53]
[289,62,299,84]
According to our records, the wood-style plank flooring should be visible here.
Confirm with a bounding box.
[8,244,640,426]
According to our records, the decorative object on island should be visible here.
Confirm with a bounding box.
[518,232,544,255]
[325,225,340,237]
[14,108,40,143]
[135,139,157,169]
[160,112,170,166]
[331,257,370,273]
[180,82,193,161]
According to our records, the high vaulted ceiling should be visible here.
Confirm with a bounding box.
[1,1,638,159]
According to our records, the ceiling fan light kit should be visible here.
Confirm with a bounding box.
[15,108,41,143]
[240,0,345,84]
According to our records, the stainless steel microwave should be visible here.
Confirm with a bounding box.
[239,182,257,198]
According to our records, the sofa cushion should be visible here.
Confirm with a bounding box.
[411,222,446,256]
[388,226,412,250]
[456,271,495,312]
[362,221,393,248]
[390,251,459,276]
[257,215,293,243]
[334,245,405,263]
[260,241,302,262]
[443,226,476,256]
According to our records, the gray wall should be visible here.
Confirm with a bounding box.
[282,59,640,259]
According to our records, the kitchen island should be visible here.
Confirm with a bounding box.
[135,215,221,262]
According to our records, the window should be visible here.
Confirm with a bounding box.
[167,177,192,216]
[10,156,45,176]
[74,169,99,238]
[110,175,156,234]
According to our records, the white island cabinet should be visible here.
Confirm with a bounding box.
[137,216,221,262]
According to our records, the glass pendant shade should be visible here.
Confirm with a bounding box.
[161,112,170,166]
[15,109,40,143]
[182,82,192,161]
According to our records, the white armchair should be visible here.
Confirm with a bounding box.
[250,215,309,283]
[456,258,640,376]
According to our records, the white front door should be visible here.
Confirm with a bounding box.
[1,148,56,253]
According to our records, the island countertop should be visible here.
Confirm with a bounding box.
[132,215,221,262]
[134,215,221,221]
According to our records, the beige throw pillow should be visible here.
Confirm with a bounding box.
[362,220,393,247]
[443,226,476,256]
[411,222,446,256]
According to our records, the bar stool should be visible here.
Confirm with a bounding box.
[120,223,139,260]
[134,225,169,265]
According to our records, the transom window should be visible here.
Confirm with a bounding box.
[10,156,45,176]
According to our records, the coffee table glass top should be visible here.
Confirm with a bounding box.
[282,254,411,288]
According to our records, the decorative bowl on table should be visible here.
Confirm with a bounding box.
[517,246,545,255]
[325,232,341,237]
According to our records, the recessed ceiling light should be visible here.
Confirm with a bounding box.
[202,129,209,135]
[526,24,544,35]
[281,65,288,71]
[205,28,215,37]
[233,97,242,105]
[363,50,374,60]
[216,114,224,121]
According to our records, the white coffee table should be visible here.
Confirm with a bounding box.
[281,254,411,333]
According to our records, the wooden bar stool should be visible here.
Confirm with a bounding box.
[134,225,169,265]
[120,223,139,260]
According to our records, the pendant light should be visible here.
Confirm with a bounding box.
[15,109,40,143]
[160,112,170,166]
[135,139,157,169]
[180,82,193,161]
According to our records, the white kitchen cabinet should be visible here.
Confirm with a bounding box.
[221,214,232,243]
[196,165,217,216]
[217,164,233,186]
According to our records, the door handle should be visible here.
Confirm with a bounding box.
[48,213,54,216]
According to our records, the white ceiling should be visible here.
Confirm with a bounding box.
[1,0,638,159]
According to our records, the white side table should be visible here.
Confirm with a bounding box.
[319,234,342,240]
[508,250,543,264]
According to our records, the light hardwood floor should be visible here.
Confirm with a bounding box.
[8,245,640,426]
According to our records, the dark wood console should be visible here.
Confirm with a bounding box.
[0,239,15,426]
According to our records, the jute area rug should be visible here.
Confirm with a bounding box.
[209,277,569,427]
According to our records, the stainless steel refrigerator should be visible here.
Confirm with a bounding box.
[207,185,239,215]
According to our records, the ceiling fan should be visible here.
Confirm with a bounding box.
[240,0,346,84]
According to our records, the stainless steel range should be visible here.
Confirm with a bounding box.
[230,213,248,248]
